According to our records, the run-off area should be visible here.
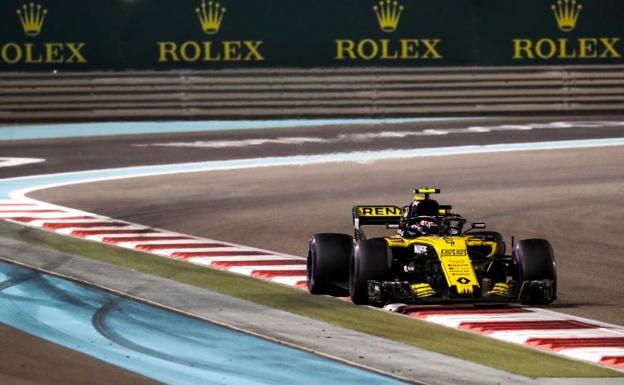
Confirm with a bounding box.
[0,260,406,385]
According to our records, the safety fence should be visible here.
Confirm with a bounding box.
[2,66,623,122]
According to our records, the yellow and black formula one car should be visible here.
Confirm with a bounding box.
[307,188,556,306]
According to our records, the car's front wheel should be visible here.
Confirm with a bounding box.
[513,238,557,305]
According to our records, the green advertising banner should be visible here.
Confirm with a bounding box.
[0,0,622,70]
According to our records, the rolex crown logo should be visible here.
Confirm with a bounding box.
[551,0,582,32]
[196,0,226,35]
[17,2,48,37]
[373,0,404,33]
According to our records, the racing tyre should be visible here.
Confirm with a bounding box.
[513,239,557,305]
[349,238,390,305]
[307,233,352,296]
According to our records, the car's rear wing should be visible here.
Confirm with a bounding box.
[353,204,455,229]
[353,206,403,229]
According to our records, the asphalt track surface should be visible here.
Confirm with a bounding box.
[2,116,624,383]
[17,117,624,326]
[2,116,624,178]
[0,323,157,385]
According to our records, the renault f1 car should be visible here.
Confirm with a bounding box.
[306,188,556,306]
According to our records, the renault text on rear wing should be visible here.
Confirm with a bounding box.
[353,205,403,228]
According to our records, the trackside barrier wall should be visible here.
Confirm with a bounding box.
[2,66,624,122]
[0,0,623,71]
[1,1,623,122]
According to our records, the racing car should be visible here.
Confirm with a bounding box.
[306,188,556,306]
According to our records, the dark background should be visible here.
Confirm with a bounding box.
[0,0,622,70]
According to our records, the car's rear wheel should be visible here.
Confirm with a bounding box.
[307,233,352,296]
[513,239,557,305]
[349,238,390,305]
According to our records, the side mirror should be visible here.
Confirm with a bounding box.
[471,222,486,230]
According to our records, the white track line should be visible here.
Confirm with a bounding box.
[151,247,252,256]
[0,157,45,168]
[227,265,307,274]
[115,239,204,246]
[560,348,624,363]
[0,213,95,220]
[54,226,149,235]
[188,256,302,264]
[90,232,185,238]
[271,276,308,286]
[421,315,561,328]
[491,329,623,344]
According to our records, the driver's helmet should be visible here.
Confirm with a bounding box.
[405,217,440,236]
[401,199,440,237]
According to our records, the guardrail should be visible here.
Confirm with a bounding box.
[1,65,623,122]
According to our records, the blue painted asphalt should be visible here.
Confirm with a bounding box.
[0,261,406,385]
[0,118,464,141]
